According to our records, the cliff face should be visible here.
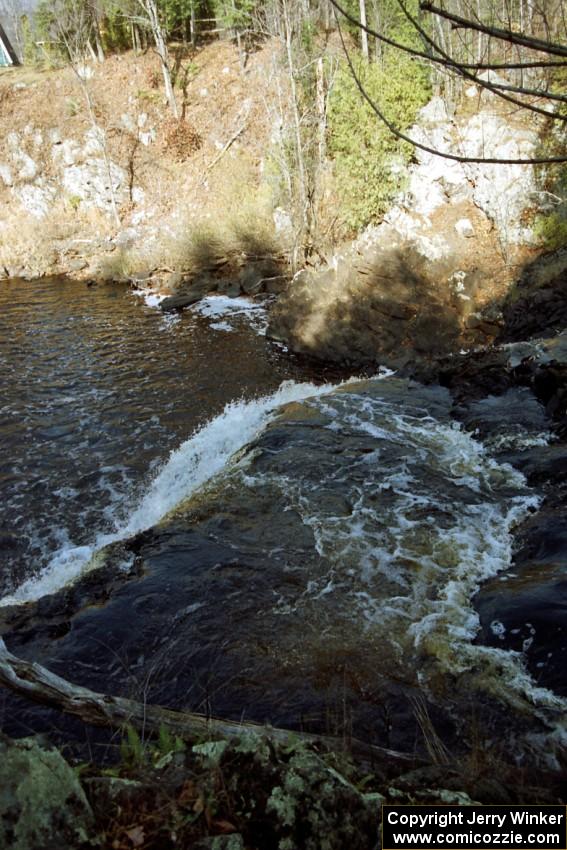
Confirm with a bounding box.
[268,92,552,368]
[0,45,558,354]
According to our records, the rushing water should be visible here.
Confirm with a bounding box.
[0,277,339,597]
[1,277,565,763]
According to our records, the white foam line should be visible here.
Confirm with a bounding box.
[1,379,345,606]
[191,295,266,319]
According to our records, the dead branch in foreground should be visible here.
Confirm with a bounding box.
[0,639,421,768]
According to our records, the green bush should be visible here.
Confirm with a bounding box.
[533,125,566,251]
[327,53,431,231]
[533,209,567,251]
[101,6,131,53]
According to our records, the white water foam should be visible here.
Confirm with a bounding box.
[191,295,269,334]
[243,388,567,731]
[132,290,269,333]
[1,379,345,606]
[131,288,182,329]
[484,430,553,452]
[131,287,167,309]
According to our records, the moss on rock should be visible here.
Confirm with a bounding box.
[0,734,95,850]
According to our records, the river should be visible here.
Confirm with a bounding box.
[0,277,341,598]
[1,276,566,768]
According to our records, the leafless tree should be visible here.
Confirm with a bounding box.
[328,0,567,164]
[49,0,122,223]
[133,0,179,116]
[262,0,338,265]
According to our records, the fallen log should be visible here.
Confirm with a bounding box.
[0,639,421,769]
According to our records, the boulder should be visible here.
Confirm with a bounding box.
[267,243,464,367]
[67,258,88,272]
[160,292,205,311]
[160,275,218,311]
[500,251,567,343]
[238,260,280,295]
[475,492,567,696]
[217,278,242,297]
[164,270,189,293]
[0,735,95,850]
[455,218,475,238]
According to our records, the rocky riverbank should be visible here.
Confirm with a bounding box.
[266,92,553,369]
[4,723,564,850]
[2,42,567,850]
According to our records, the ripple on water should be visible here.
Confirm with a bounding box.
[229,385,567,745]
[0,277,323,595]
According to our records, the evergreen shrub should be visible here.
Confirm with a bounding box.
[327,53,431,231]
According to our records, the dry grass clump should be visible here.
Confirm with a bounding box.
[120,208,282,279]
[0,219,52,274]
[0,202,114,276]
[91,248,130,282]
[0,206,71,275]
[119,151,285,277]
[160,118,202,161]
[168,220,228,272]
[164,206,282,275]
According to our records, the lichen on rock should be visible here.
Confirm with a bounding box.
[0,734,95,850]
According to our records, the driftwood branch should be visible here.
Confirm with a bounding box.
[0,640,420,768]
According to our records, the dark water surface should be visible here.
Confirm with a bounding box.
[2,277,567,767]
[0,277,327,595]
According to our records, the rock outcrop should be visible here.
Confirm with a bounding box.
[268,96,547,367]
[0,126,135,219]
[499,249,567,343]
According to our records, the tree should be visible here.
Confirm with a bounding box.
[214,0,257,68]
[134,0,179,116]
[327,0,567,164]
[35,0,122,223]
[359,0,368,59]
[258,0,338,265]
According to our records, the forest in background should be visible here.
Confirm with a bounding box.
[0,0,565,271]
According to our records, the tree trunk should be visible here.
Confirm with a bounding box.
[94,25,105,62]
[157,31,179,117]
[87,39,98,62]
[316,56,326,169]
[282,0,310,268]
[190,2,196,47]
[359,0,369,60]
[138,0,179,117]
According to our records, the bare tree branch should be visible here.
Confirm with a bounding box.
[334,14,567,164]
[394,0,567,110]
[326,0,567,69]
[328,0,567,123]
[421,1,567,58]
